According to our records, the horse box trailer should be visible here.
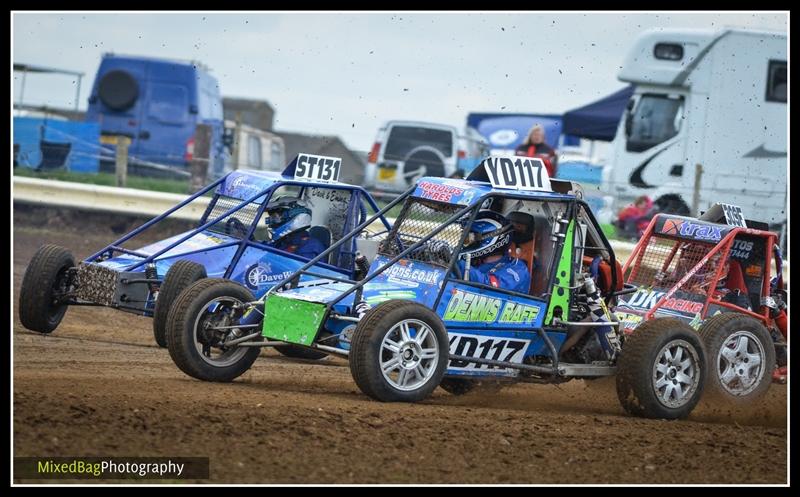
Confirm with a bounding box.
[603,28,787,234]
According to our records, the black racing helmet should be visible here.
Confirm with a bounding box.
[507,211,535,244]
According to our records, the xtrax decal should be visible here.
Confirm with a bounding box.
[448,333,530,374]
[245,262,292,289]
[660,219,722,241]
[619,289,704,316]
[416,181,464,203]
[443,289,502,323]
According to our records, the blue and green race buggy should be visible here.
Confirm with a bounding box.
[164,156,710,419]
[18,154,392,357]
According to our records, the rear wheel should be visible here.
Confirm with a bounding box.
[349,300,449,402]
[699,313,775,403]
[153,260,207,348]
[19,244,75,333]
[616,318,706,419]
[166,279,261,382]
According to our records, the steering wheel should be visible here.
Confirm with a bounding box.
[225,217,248,238]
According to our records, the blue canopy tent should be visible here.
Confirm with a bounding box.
[562,85,635,141]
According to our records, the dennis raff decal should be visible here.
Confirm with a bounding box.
[245,262,292,289]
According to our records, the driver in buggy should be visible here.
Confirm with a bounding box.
[655,243,748,306]
[454,210,533,294]
[264,197,326,259]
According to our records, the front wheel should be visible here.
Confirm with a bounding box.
[349,300,449,402]
[616,318,706,419]
[19,244,75,333]
[699,313,775,403]
[165,279,261,382]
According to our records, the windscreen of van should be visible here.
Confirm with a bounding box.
[384,126,453,160]
[625,94,684,153]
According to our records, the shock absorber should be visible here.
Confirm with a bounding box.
[353,252,370,281]
[145,263,159,298]
[583,275,621,360]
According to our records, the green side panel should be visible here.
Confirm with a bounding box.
[545,219,574,325]
[262,295,327,346]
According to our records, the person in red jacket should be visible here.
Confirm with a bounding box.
[614,195,654,240]
[514,124,558,177]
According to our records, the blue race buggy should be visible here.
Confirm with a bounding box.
[164,156,709,419]
[18,154,392,352]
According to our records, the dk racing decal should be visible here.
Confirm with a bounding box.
[618,288,704,317]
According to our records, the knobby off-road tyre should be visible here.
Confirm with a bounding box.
[698,313,775,404]
[616,318,707,419]
[19,244,75,333]
[166,279,260,382]
[153,260,207,347]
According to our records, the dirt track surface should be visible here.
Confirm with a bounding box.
[12,213,788,484]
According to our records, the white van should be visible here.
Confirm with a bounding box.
[222,120,286,176]
[363,121,463,191]
[603,28,787,231]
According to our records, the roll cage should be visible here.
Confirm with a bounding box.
[261,183,621,323]
[82,173,391,280]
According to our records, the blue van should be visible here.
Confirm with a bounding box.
[85,53,225,178]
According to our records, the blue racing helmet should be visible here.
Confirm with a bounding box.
[460,210,512,261]
[265,197,312,242]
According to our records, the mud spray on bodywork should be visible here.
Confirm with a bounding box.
[354,253,372,318]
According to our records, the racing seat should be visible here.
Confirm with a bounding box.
[720,260,754,309]
[582,256,624,295]
[724,260,749,295]
[509,239,536,294]
[309,226,332,264]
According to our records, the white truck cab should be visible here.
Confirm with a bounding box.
[604,28,787,234]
